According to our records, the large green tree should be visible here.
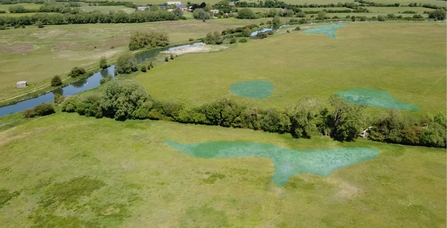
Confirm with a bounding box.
[101,80,150,120]
[286,97,323,138]
[115,53,138,74]
[328,95,366,141]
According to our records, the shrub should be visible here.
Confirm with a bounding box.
[131,101,153,119]
[0,26,5,30]
[36,21,44,28]
[239,38,247,43]
[101,80,150,120]
[68,67,86,78]
[237,8,257,19]
[51,75,62,87]
[378,15,387,21]
[100,75,113,85]
[241,28,251,37]
[53,93,65,104]
[267,31,274,35]
[99,56,108,69]
[140,65,147,72]
[116,53,137,74]
[229,38,237,44]
[170,54,174,60]
[61,97,78,112]
[76,94,103,118]
[256,32,268,39]
[165,56,169,62]
[294,26,301,31]
[203,31,223,45]
[128,31,169,51]
[23,103,55,118]
[189,38,194,42]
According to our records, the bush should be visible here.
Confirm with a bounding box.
[36,21,44,28]
[294,26,301,31]
[140,65,147,72]
[256,32,268,39]
[0,26,5,30]
[116,53,137,74]
[128,31,169,51]
[229,38,237,44]
[99,56,108,69]
[51,75,62,87]
[165,56,169,62]
[267,31,274,35]
[189,38,194,42]
[68,67,86,78]
[23,103,55,118]
[239,38,247,43]
[76,94,103,118]
[241,27,251,37]
[237,8,257,19]
[203,31,223,45]
[53,93,65,104]
[99,75,113,85]
[378,15,387,21]
[61,97,78,112]
[101,80,150,120]
[170,54,174,60]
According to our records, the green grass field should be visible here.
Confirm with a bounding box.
[0,18,274,104]
[0,112,445,227]
[136,22,446,115]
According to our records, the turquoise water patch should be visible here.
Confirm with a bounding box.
[336,88,419,111]
[164,140,379,187]
[230,80,274,99]
[302,23,345,39]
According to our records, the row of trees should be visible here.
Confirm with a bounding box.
[0,9,177,26]
[59,80,446,148]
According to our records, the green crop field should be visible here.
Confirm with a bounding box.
[0,112,445,227]
[136,22,446,115]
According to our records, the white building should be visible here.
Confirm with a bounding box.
[167,1,182,5]
[16,81,27,88]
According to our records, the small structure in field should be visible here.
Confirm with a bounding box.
[16,81,27,88]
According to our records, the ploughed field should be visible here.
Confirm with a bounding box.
[0,113,445,227]
[137,22,446,115]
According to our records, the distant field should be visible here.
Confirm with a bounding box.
[136,22,446,115]
[0,112,444,227]
[0,3,41,12]
[0,19,271,104]
[79,4,136,13]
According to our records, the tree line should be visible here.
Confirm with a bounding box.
[52,80,446,148]
[0,7,177,26]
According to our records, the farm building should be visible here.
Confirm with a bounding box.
[137,6,150,10]
[16,81,27,88]
[167,1,181,5]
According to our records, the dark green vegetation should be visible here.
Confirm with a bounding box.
[22,102,54,118]
[0,113,445,227]
[59,80,446,147]
[128,31,169,51]
[50,75,62,87]
[115,53,137,74]
[165,140,379,186]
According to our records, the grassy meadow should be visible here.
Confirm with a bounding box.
[0,112,445,227]
[0,18,275,105]
[136,22,446,115]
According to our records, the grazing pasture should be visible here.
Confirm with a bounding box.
[137,22,446,115]
[0,113,445,227]
[0,18,273,104]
